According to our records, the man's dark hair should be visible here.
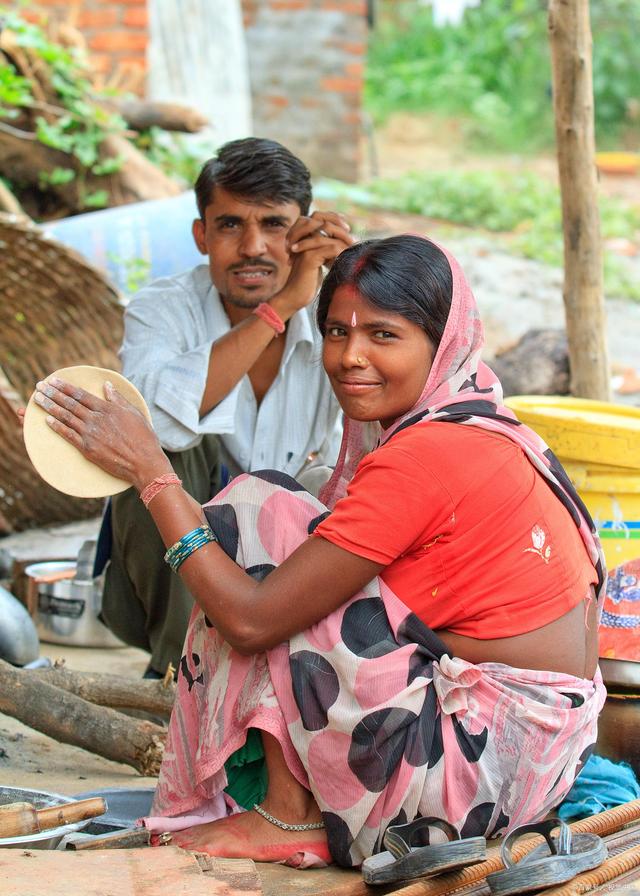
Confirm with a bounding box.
[194,137,312,219]
[317,235,453,350]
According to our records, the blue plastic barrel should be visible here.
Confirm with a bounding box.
[45,191,203,296]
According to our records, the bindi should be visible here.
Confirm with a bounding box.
[351,311,357,327]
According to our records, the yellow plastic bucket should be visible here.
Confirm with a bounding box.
[505,396,640,470]
[561,460,640,566]
[505,396,640,569]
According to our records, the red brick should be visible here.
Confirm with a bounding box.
[320,76,361,94]
[320,1,366,14]
[123,7,148,27]
[117,56,147,66]
[266,94,290,108]
[341,42,366,56]
[344,112,361,125]
[300,96,322,108]
[269,0,307,9]
[89,30,147,52]
[21,9,46,22]
[89,53,112,73]
[96,0,145,5]
[77,9,120,28]
[345,61,364,77]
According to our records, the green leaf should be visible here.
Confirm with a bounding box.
[91,155,126,176]
[82,189,109,208]
[35,116,73,152]
[48,167,76,185]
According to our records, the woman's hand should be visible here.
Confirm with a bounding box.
[33,377,172,492]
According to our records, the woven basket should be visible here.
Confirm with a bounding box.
[0,213,124,533]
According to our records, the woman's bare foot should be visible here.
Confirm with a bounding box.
[170,806,330,864]
[171,732,331,865]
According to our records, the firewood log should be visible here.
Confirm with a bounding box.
[0,659,165,775]
[29,665,176,716]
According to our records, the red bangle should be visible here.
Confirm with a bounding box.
[253,303,285,335]
[140,473,182,508]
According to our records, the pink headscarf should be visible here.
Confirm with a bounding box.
[319,238,606,601]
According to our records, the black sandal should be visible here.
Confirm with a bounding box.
[362,816,486,886]
[486,818,607,896]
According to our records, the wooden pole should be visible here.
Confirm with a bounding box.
[548,0,611,401]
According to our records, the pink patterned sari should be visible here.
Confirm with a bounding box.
[149,240,607,867]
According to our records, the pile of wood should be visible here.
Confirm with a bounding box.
[0,659,175,776]
[0,15,207,219]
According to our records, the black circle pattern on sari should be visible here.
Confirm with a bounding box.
[290,650,340,731]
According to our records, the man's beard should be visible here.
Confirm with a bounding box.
[222,292,271,310]
[221,258,281,309]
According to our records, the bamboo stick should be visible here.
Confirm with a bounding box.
[324,801,640,896]
[544,844,640,894]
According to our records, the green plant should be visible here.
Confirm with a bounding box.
[366,0,640,151]
[134,127,210,188]
[316,171,640,301]
[107,253,152,294]
[0,8,128,209]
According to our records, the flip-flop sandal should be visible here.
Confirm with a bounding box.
[361,816,486,886]
[486,818,608,896]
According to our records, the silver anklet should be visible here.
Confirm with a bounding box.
[253,803,325,831]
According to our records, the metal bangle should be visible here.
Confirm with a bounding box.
[164,525,217,573]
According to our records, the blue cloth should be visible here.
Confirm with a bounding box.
[558,753,640,820]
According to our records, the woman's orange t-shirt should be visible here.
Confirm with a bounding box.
[314,423,597,638]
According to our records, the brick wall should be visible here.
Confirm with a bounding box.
[241,0,367,181]
[26,0,148,82]
[26,0,366,181]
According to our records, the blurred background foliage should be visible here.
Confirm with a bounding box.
[366,0,640,152]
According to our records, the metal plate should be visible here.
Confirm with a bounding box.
[600,657,640,691]
[0,786,93,849]
[73,787,155,833]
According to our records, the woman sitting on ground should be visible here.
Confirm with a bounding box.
[34,235,606,870]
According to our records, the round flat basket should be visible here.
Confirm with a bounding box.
[0,213,124,532]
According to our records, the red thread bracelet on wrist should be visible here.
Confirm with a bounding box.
[253,303,285,335]
[140,473,182,508]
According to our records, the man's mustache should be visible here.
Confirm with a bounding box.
[229,259,278,272]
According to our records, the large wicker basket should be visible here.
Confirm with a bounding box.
[0,213,124,533]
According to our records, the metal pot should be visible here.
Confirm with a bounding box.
[24,560,122,648]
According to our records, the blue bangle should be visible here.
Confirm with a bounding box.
[164,525,217,573]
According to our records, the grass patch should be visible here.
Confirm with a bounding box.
[366,0,640,153]
[316,171,640,301]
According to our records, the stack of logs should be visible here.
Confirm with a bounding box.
[0,659,175,776]
[0,20,208,218]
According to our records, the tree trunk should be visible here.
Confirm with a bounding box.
[548,0,610,400]
[29,665,175,716]
[116,99,209,133]
[0,659,165,776]
[0,127,180,215]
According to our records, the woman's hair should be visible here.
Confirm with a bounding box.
[194,137,312,220]
[316,235,453,349]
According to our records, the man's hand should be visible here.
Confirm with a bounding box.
[271,211,355,319]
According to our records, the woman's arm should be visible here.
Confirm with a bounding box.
[33,378,384,653]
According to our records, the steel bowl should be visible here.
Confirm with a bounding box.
[0,786,94,849]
